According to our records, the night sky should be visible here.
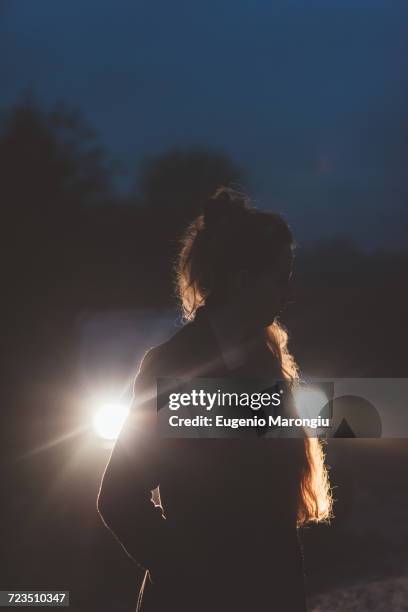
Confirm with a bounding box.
[1,0,407,249]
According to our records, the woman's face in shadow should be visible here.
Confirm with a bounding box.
[234,245,294,328]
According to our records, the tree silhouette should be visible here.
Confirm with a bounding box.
[0,95,116,385]
[139,148,244,219]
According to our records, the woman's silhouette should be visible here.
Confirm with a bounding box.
[97,187,332,611]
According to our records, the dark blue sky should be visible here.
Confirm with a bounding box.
[1,0,407,250]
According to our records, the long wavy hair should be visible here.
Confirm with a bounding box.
[175,186,332,526]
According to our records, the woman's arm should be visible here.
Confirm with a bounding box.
[97,349,169,577]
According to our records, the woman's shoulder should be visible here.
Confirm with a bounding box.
[137,313,215,380]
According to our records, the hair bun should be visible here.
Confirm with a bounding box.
[203,187,247,228]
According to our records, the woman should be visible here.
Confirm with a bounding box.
[97,187,332,611]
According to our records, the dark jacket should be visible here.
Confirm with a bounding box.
[97,307,308,611]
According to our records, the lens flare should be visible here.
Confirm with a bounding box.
[93,403,129,440]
